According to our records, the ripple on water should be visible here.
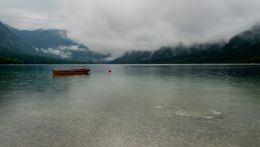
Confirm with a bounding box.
[153,106,223,120]
[153,106,163,109]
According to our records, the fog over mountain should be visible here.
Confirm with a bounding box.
[1,0,260,55]
[111,25,260,63]
[0,21,109,63]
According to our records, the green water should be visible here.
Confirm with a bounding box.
[0,64,259,147]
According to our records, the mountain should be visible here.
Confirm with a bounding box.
[11,27,109,62]
[112,50,152,64]
[219,25,260,62]
[112,25,260,64]
[111,43,225,64]
[0,21,41,63]
[0,21,37,56]
[0,21,81,64]
[2,20,260,64]
[10,28,76,48]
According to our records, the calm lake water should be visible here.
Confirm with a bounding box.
[0,64,259,147]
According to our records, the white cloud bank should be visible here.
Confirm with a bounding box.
[1,0,260,54]
[35,45,86,58]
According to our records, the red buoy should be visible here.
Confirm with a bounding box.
[108,69,112,73]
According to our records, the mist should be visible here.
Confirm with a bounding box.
[1,0,260,55]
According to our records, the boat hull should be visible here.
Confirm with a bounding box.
[52,68,90,76]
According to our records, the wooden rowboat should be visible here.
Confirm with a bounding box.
[52,68,90,76]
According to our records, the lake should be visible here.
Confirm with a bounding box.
[0,64,259,147]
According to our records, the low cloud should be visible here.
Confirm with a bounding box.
[35,45,86,58]
[35,47,71,58]
[1,0,260,55]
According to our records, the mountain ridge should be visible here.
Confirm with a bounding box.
[10,26,109,62]
[111,25,260,64]
[1,20,260,64]
[0,21,110,63]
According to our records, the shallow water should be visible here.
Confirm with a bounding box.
[0,64,259,147]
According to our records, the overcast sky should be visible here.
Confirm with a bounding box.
[1,0,260,54]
